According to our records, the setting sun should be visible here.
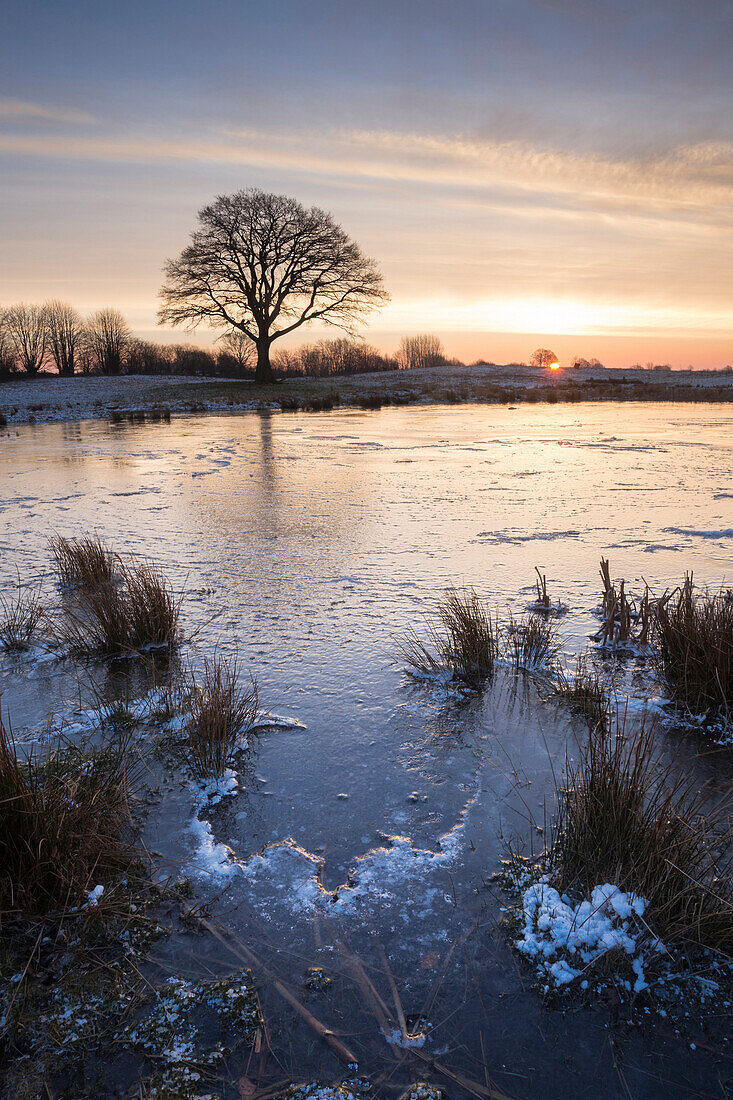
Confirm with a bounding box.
[549,362,560,371]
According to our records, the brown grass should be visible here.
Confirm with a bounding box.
[552,714,733,950]
[185,655,259,777]
[397,587,498,686]
[0,580,43,651]
[59,561,182,657]
[553,655,610,731]
[0,711,136,916]
[50,534,116,588]
[654,574,733,715]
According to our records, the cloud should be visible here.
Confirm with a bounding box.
[0,123,730,222]
[0,98,95,125]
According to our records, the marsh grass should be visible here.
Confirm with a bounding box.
[654,574,733,715]
[554,656,610,730]
[0,711,136,916]
[50,534,116,589]
[398,587,498,686]
[506,610,559,671]
[59,561,182,657]
[184,655,259,777]
[0,579,43,651]
[552,714,733,950]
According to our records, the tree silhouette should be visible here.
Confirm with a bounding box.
[530,347,558,369]
[158,190,388,384]
[3,304,47,374]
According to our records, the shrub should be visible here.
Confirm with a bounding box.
[551,715,733,950]
[654,575,733,714]
[50,534,116,589]
[185,656,259,777]
[0,713,135,916]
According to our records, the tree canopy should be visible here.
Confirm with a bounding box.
[158,189,388,383]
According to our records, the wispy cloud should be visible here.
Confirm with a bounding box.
[0,98,95,125]
[1,124,730,223]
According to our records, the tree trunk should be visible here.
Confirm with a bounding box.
[255,339,274,385]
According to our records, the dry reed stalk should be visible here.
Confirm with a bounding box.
[534,566,550,609]
[553,656,610,731]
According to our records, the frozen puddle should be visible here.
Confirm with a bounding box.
[187,798,472,929]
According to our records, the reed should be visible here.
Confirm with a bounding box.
[551,714,733,950]
[185,655,259,777]
[654,574,733,714]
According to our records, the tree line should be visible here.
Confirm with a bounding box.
[0,298,449,380]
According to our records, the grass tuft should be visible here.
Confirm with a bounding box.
[50,534,116,589]
[0,711,136,917]
[551,714,733,950]
[184,655,259,777]
[58,560,181,657]
[506,610,559,671]
[398,587,498,686]
[553,655,610,730]
[0,580,43,651]
[654,574,733,715]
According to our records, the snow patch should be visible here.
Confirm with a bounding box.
[517,881,663,992]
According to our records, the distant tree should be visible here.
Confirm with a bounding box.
[0,310,18,375]
[396,334,445,371]
[218,328,255,371]
[3,303,48,374]
[87,309,131,374]
[45,300,84,376]
[170,344,217,375]
[530,348,558,369]
[158,189,388,385]
[125,338,172,375]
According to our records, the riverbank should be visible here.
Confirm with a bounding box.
[1,363,732,425]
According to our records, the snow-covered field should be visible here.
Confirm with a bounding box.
[0,364,731,424]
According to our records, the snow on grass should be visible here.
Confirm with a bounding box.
[516,881,664,992]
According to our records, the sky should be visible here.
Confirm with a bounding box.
[1,0,732,368]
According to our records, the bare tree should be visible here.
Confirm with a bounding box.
[45,300,84,376]
[3,303,48,374]
[396,334,445,371]
[158,189,388,384]
[87,309,131,374]
[218,328,255,371]
[0,310,17,374]
[530,348,559,369]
